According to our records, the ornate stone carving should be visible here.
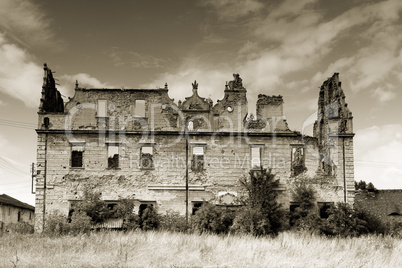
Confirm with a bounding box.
[228,73,244,90]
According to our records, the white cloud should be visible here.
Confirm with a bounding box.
[200,0,264,21]
[371,87,397,104]
[59,73,114,98]
[0,0,52,46]
[354,125,402,189]
[0,33,43,107]
[107,47,171,69]
[140,60,230,105]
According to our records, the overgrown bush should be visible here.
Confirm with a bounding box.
[160,210,188,232]
[5,222,34,234]
[230,206,271,236]
[321,203,369,237]
[73,190,112,224]
[140,206,160,231]
[44,213,69,236]
[191,203,235,234]
[290,183,321,232]
[68,211,91,235]
[354,209,387,235]
[122,214,141,231]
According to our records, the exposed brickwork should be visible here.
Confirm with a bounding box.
[34,70,355,232]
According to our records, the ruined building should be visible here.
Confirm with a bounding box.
[35,65,355,232]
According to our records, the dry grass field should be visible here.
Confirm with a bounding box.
[0,231,401,267]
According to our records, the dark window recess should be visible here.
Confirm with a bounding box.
[138,204,154,218]
[17,211,21,222]
[191,155,204,172]
[107,203,117,210]
[67,208,75,223]
[108,154,119,169]
[71,151,83,167]
[289,204,301,213]
[192,202,203,215]
[319,203,333,219]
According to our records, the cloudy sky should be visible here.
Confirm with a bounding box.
[1,0,402,205]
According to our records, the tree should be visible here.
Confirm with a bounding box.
[290,182,321,231]
[233,168,286,235]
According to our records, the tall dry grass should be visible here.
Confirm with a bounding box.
[0,230,401,267]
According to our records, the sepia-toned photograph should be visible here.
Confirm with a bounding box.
[0,0,401,267]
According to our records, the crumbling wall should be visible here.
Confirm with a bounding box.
[35,70,355,231]
[39,64,64,114]
[313,73,355,203]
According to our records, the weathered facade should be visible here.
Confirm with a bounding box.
[0,194,35,231]
[35,64,355,232]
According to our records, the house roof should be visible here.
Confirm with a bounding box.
[355,190,402,218]
[0,194,35,211]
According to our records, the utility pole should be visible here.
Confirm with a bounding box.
[185,122,189,226]
[31,163,36,194]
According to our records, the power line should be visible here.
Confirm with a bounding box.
[0,118,37,130]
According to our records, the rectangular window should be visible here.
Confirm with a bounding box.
[291,147,305,176]
[318,202,333,219]
[251,146,262,169]
[192,146,204,172]
[97,100,107,117]
[135,100,146,117]
[108,145,119,169]
[192,201,204,215]
[140,146,154,169]
[71,151,83,168]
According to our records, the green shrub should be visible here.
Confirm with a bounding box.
[44,213,69,236]
[122,214,141,231]
[354,209,387,234]
[160,210,188,232]
[73,190,111,224]
[140,206,160,231]
[191,203,235,234]
[68,211,91,235]
[5,222,34,234]
[321,203,369,237]
[230,206,271,236]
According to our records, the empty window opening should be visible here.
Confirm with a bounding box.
[289,204,301,213]
[251,147,262,169]
[289,203,301,226]
[188,121,194,131]
[108,145,119,169]
[192,146,204,172]
[98,100,107,117]
[192,202,204,215]
[135,100,146,117]
[140,146,154,169]
[318,202,333,219]
[291,147,306,176]
[138,203,154,218]
[17,211,21,222]
[71,150,83,168]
